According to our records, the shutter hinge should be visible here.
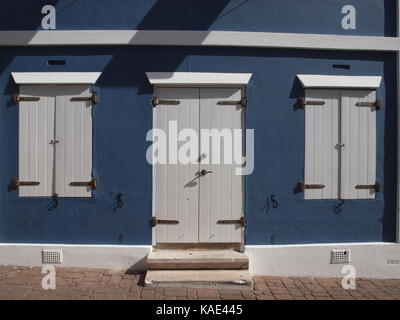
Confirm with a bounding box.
[10,178,40,189]
[12,94,40,104]
[356,100,382,110]
[217,217,246,227]
[70,93,99,104]
[217,97,247,107]
[69,178,98,190]
[355,182,381,192]
[151,217,180,227]
[298,97,325,109]
[152,97,180,107]
[297,181,325,192]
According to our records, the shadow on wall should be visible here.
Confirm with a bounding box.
[97,0,232,89]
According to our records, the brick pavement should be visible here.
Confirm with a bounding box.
[0,266,399,300]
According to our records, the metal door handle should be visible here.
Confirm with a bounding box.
[335,143,345,148]
[200,170,213,176]
[49,140,60,145]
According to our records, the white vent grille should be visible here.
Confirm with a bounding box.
[42,249,63,264]
[330,249,350,264]
[386,259,400,266]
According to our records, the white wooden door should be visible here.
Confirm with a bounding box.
[199,88,244,243]
[154,87,244,244]
[154,87,200,243]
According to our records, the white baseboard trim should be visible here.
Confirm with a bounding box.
[245,243,400,279]
[1,242,399,278]
[0,243,152,271]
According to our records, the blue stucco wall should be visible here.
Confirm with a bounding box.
[0,47,396,245]
[1,0,396,36]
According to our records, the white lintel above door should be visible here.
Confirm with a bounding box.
[146,72,252,86]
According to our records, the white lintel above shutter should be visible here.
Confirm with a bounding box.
[55,85,93,198]
[304,89,340,200]
[19,86,55,197]
[340,90,377,199]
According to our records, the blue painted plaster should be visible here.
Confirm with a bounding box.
[0,47,396,245]
[0,0,396,36]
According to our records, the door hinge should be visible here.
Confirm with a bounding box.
[151,217,180,227]
[70,93,99,104]
[217,97,247,107]
[11,178,40,189]
[152,97,180,107]
[356,100,382,110]
[12,94,40,104]
[355,182,381,192]
[297,181,325,192]
[69,178,98,190]
[217,217,246,227]
[298,97,325,109]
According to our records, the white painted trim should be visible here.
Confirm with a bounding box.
[0,30,399,51]
[146,72,252,86]
[11,72,102,85]
[297,74,382,89]
[245,243,400,279]
[0,244,152,270]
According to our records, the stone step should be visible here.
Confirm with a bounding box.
[145,269,253,290]
[147,250,249,270]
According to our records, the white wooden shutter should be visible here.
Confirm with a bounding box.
[19,86,55,197]
[55,85,93,197]
[340,90,376,199]
[304,89,340,199]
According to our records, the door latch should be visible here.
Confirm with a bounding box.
[200,170,213,176]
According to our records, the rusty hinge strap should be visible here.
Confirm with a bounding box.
[69,179,98,190]
[217,217,246,227]
[298,97,325,109]
[11,178,40,189]
[355,182,381,192]
[12,94,40,104]
[71,93,99,104]
[151,217,180,227]
[217,97,247,107]
[297,181,325,192]
[152,97,180,107]
[356,100,382,110]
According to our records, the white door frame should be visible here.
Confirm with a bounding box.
[151,85,248,248]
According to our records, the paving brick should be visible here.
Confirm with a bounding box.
[197,288,220,298]
[163,287,187,297]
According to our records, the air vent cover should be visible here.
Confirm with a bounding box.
[42,249,63,264]
[330,249,350,264]
[386,259,400,266]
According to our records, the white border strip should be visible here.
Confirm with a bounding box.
[297,74,382,88]
[0,30,399,51]
[11,72,102,85]
[146,72,252,85]
[245,243,400,279]
[0,244,151,270]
